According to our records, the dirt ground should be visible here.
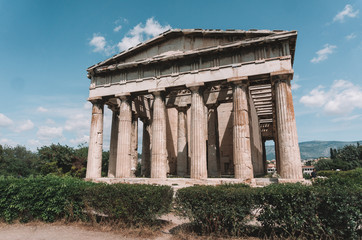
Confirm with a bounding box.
[0,213,187,240]
[0,214,260,240]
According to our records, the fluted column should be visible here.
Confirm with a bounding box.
[232,82,254,180]
[107,106,119,178]
[116,95,132,178]
[150,91,167,178]
[131,113,138,176]
[207,104,220,177]
[189,86,207,179]
[141,119,151,177]
[274,76,302,179]
[177,106,188,177]
[86,98,104,179]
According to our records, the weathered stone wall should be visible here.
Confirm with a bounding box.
[248,92,264,176]
[217,102,233,175]
[166,108,178,175]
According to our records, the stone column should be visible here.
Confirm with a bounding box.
[232,81,254,180]
[189,85,207,179]
[131,113,138,176]
[274,75,302,179]
[176,106,188,177]
[262,139,267,175]
[141,119,151,177]
[86,97,104,179]
[107,106,119,178]
[207,104,220,177]
[115,95,132,178]
[150,91,167,178]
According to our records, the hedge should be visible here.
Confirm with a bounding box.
[0,175,173,225]
[175,181,362,239]
[84,183,173,225]
[175,184,254,235]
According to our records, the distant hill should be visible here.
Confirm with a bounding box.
[265,140,362,160]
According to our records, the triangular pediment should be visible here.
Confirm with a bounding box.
[88,29,296,73]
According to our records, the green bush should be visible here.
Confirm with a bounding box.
[0,176,173,226]
[316,168,362,187]
[175,184,255,236]
[84,183,173,225]
[0,175,93,223]
[257,183,321,238]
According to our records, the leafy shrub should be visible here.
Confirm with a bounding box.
[257,183,322,238]
[0,176,173,226]
[84,183,173,225]
[0,175,93,223]
[314,185,361,239]
[175,184,255,236]
[316,168,362,187]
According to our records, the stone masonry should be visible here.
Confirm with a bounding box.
[85,29,303,183]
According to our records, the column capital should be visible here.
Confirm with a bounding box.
[87,96,104,104]
[107,103,119,112]
[176,105,188,112]
[271,70,294,82]
[227,76,248,86]
[115,92,131,100]
[186,82,204,92]
[148,87,165,95]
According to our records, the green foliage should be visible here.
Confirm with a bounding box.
[0,175,93,223]
[175,184,255,236]
[257,183,321,238]
[315,168,362,188]
[317,144,362,171]
[176,179,361,239]
[0,176,173,226]
[0,145,40,177]
[84,183,173,225]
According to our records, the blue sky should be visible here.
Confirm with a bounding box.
[0,0,361,151]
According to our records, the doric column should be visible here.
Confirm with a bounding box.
[86,97,104,179]
[131,113,138,176]
[115,94,132,178]
[231,80,253,180]
[262,139,267,175]
[107,105,119,178]
[141,119,151,177]
[207,104,220,177]
[273,74,302,179]
[150,90,167,178]
[176,106,188,177]
[189,84,207,179]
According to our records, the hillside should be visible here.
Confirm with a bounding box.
[265,140,362,160]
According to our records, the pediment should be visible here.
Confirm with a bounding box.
[88,29,296,74]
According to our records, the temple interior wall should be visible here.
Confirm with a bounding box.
[248,92,264,176]
[217,102,233,175]
[166,108,178,175]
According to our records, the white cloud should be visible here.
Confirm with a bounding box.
[69,135,89,145]
[310,44,336,63]
[64,114,90,132]
[113,25,122,32]
[333,4,359,23]
[28,139,41,146]
[83,101,92,110]
[14,119,34,132]
[331,114,362,122]
[45,119,55,125]
[345,33,356,40]
[37,106,48,112]
[300,80,362,115]
[0,138,17,146]
[117,17,171,51]
[89,34,115,55]
[37,126,63,140]
[89,34,106,52]
[291,83,301,90]
[0,113,13,127]
[300,86,327,107]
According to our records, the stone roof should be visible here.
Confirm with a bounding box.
[87,29,297,74]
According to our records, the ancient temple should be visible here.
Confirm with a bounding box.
[85,29,303,183]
